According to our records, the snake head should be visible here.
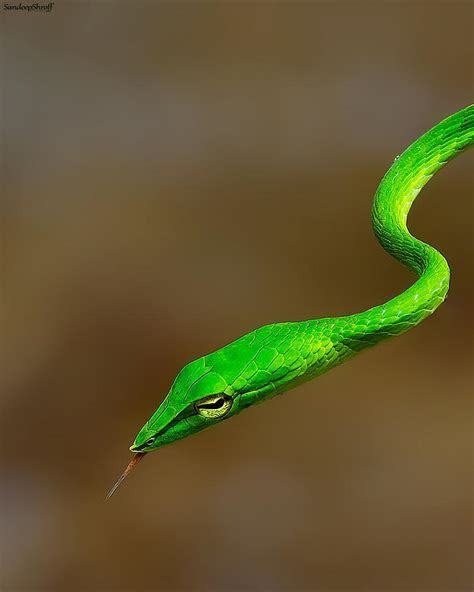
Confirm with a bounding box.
[130,323,308,454]
[110,322,309,497]
[129,357,237,453]
[107,355,240,498]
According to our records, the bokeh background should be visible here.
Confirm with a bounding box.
[1,2,473,591]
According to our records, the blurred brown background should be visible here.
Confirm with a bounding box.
[1,2,473,591]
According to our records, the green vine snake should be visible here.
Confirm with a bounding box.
[107,105,473,499]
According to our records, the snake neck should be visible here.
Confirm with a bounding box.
[335,105,473,351]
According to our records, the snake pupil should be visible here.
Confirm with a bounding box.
[199,398,224,410]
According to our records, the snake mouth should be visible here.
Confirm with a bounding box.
[129,441,149,452]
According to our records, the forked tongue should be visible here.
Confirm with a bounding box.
[106,452,146,500]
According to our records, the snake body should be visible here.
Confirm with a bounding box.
[108,105,473,497]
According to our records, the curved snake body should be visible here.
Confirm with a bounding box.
[108,105,473,497]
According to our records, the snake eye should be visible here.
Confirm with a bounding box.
[195,394,232,419]
[146,437,155,446]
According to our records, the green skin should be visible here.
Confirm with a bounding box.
[108,105,473,497]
